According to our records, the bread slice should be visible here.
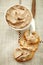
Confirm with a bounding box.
[16,52,34,62]
[14,48,34,62]
[19,35,39,52]
[24,31,40,44]
[20,43,39,52]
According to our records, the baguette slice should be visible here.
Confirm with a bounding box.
[14,48,34,62]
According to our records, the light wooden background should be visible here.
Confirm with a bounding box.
[0,0,43,65]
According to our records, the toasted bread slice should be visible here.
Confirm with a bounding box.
[19,35,39,52]
[20,43,39,52]
[14,48,34,62]
[24,31,40,44]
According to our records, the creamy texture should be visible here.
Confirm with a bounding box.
[6,5,32,29]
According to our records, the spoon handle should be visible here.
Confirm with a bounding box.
[19,0,22,4]
[31,0,36,18]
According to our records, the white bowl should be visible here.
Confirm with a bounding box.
[5,5,35,31]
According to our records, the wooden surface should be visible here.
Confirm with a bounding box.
[0,0,43,65]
